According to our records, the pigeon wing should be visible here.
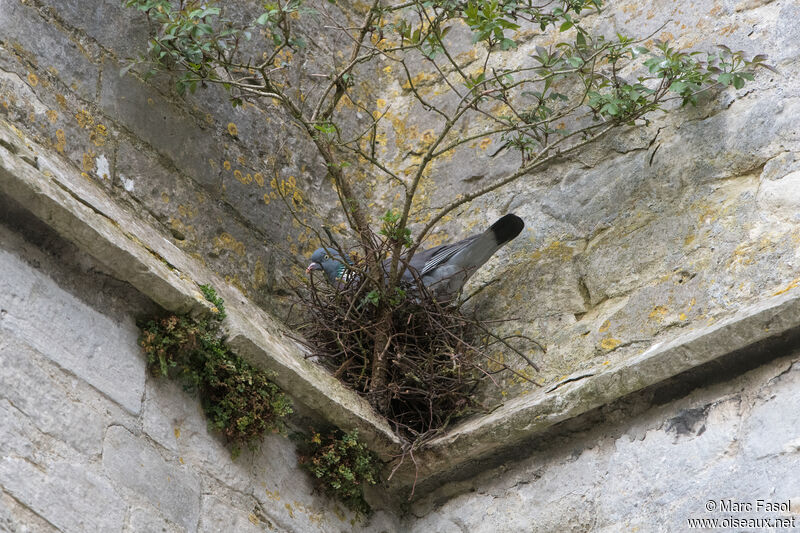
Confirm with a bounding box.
[417,236,480,276]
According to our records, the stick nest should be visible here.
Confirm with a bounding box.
[290,253,540,444]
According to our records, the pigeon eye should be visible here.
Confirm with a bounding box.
[324,254,329,260]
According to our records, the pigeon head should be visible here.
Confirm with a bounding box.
[306,247,349,283]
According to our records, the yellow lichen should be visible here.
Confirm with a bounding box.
[177,204,198,218]
[234,169,252,184]
[648,306,668,321]
[227,122,238,136]
[90,124,108,146]
[773,278,800,296]
[600,337,621,351]
[27,72,38,87]
[54,129,66,153]
[82,151,96,173]
[75,109,94,128]
[254,259,268,288]
[214,232,246,256]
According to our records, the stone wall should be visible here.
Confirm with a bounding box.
[3,0,799,395]
[405,346,800,532]
[363,0,800,396]
[4,190,800,531]
[3,0,800,530]
[0,0,350,314]
[0,197,398,532]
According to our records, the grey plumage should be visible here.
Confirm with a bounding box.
[306,248,350,284]
[306,213,524,299]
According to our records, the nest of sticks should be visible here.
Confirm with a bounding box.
[289,247,542,444]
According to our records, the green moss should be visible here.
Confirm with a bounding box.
[199,283,227,319]
[139,286,291,455]
[297,429,380,516]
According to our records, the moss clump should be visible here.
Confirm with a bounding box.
[139,285,292,455]
[298,429,380,515]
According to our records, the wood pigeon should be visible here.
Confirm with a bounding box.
[306,213,524,299]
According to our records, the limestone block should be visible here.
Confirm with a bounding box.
[128,505,184,533]
[758,170,800,218]
[199,494,266,533]
[99,58,219,189]
[0,459,126,533]
[0,339,104,456]
[0,490,59,533]
[0,0,100,100]
[35,0,149,56]
[0,247,145,414]
[741,365,800,459]
[102,425,201,531]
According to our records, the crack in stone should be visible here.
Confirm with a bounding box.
[1,490,61,532]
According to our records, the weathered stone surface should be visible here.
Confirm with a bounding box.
[0,459,126,532]
[36,0,149,56]
[405,355,800,532]
[0,244,145,414]
[0,491,60,533]
[142,376,257,493]
[391,287,800,490]
[0,201,400,532]
[4,0,800,529]
[113,136,289,311]
[103,425,200,531]
[0,115,401,461]
[128,505,184,533]
[0,0,100,100]
[741,366,800,459]
[199,493,265,533]
[0,338,105,456]
[98,60,219,189]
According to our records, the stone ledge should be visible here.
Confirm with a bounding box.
[392,286,800,490]
[0,118,401,457]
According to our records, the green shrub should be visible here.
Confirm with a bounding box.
[139,286,291,455]
[298,429,380,515]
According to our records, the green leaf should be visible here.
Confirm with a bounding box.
[567,56,583,67]
[668,81,687,93]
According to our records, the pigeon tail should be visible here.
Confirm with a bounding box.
[443,213,524,275]
[489,213,524,246]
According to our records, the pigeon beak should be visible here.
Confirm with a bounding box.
[306,262,322,274]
